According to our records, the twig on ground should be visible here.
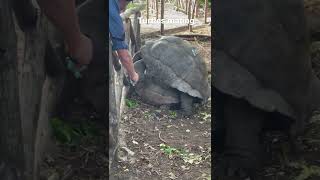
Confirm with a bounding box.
[158,131,167,143]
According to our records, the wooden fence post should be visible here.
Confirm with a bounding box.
[187,0,191,30]
[0,0,63,179]
[183,0,185,11]
[185,0,188,14]
[160,0,165,35]
[204,0,208,24]
[189,0,196,32]
[133,12,142,51]
[110,5,143,168]
[156,0,159,19]
[147,0,149,24]
[195,0,199,18]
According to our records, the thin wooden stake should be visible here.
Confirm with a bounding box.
[189,0,196,32]
[185,0,188,14]
[160,0,164,35]
[195,0,199,18]
[156,0,159,19]
[187,0,191,30]
[147,0,149,24]
[204,0,208,24]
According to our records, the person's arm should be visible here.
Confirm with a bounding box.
[117,49,139,82]
[37,0,92,65]
[109,0,138,82]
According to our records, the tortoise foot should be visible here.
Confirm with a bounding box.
[0,162,20,180]
[214,154,259,180]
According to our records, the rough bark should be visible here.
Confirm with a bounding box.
[109,10,142,168]
[0,1,63,179]
[109,37,131,167]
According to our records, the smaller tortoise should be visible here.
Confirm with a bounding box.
[133,36,210,115]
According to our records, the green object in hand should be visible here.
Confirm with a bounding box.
[66,57,87,79]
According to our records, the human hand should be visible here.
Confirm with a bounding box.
[130,72,139,83]
[66,34,93,66]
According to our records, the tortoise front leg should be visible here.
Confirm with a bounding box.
[215,95,265,179]
[180,93,194,116]
[0,161,19,180]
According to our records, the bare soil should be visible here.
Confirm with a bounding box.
[110,95,211,180]
[39,118,109,180]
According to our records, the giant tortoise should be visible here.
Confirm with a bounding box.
[214,0,320,179]
[132,36,210,115]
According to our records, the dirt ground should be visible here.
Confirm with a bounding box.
[110,95,211,180]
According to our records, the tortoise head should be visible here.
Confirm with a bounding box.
[133,59,146,85]
[133,51,146,84]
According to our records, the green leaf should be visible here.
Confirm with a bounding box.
[169,111,177,118]
[50,118,99,145]
[125,98,138,108]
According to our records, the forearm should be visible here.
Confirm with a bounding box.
[117,49,136,77]
[36,0,81,45]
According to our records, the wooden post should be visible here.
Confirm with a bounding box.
[0,0,109,179]
[0,0,63,179]
[120,3,143,51]
[152,0,155,15]
[189,0,196,32]
[135,12,142,51]
[109,37,120,169]
[110,7,141,168]
[147,0,149,24]
[156,0,159,19]
[175,0,178,9]
[183,0,185,11]
[187,0,191,31]
[204,0,208,24]
[0,2,27,176]
[195,0,199,18]
[160,0,164,35]
[185,0,189,14]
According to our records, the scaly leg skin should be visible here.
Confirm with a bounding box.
[180,93,194,116]
[213,88,227,154]
[214,94,265,180]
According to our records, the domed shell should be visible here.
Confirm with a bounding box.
[140,36,210,100]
